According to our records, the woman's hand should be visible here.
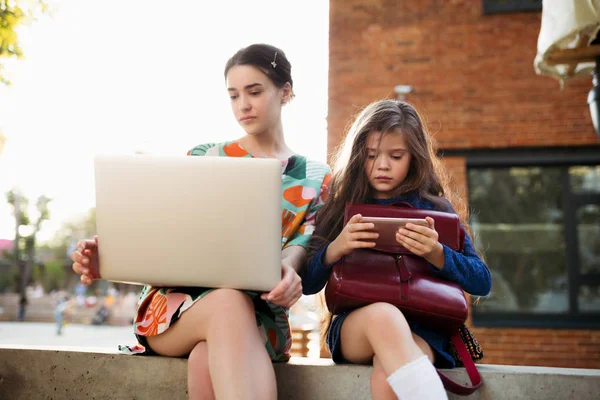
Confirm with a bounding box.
[325,214,379,265]
[261,261,302,308]
[71,236,101,285]
[396,217,445,269]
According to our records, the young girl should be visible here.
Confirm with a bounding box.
[71,44,331,400]
[302,100,492,400]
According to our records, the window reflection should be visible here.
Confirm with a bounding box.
[577,204,600,274]
[469,167,567,313]
[570,166,600,193]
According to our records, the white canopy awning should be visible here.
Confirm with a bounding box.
[535,0,600,84]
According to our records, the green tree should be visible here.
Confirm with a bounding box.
[47,207,98,292]
[31,259,63,292]
[0,0,48,85]
[50,207,96,259]
[6,188,51,319]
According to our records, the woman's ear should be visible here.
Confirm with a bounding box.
[281,82,293,105]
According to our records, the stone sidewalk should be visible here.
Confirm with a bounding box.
[0,322,136,350]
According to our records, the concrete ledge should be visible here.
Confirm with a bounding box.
[1,346,599,399]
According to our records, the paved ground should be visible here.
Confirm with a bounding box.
[0,321,322,357]
[0,321,136,351]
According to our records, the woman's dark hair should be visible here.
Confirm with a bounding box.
[224,44,294,96]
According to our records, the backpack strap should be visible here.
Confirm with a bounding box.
[436,332,483,395]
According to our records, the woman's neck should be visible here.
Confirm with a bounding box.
[240,125,292,159]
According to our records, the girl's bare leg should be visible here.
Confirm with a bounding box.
[370,355,397,400]
[340,302,434,374]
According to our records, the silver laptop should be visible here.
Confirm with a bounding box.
[94,154,282,292]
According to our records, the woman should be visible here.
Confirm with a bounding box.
[71,43,331,400]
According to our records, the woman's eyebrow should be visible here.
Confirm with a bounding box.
[227,83,263,92]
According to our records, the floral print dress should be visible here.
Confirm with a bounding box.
[119,140,331,361]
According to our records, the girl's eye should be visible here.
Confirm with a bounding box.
[230,95,239,100]
[250,91,261,96]
[392,156,403,160]
[367,155,376,160]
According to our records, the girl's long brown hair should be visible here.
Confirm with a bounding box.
[311,99,474,353]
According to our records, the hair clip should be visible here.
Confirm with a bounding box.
[271,52,278,68]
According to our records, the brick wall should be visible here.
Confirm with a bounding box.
[470,327,600,369]
[440,156,468,200]
[328,0,599,158]
[328,0,600,369]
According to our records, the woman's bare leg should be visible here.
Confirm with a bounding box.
[187,341,214,400]
[146,289,276,400]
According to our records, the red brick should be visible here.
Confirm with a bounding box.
[328,0,599,155]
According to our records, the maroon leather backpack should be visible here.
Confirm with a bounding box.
[325,202,482,395]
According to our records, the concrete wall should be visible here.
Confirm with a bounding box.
[1,347,599,400]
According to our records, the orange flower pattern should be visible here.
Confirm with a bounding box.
[130,140,331,361]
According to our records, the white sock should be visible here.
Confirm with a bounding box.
[386,355,448,400]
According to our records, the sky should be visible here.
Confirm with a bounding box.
[0,0,329,243]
